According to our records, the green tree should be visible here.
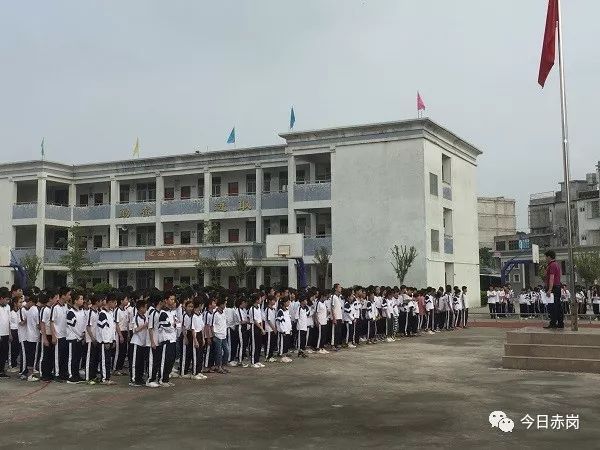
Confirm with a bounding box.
[195,221,221,286]
[537,259,548,282]
[479,247,494,269]
[314,246,330,289]
[229,249,252,288]
[21,253,43,288]
[390,245,418,285]
[58,223,92,287]
[573,251,600,287]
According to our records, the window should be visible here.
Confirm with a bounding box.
[180,186,191,200]
[297,217,307,236]
[280,218,288,234]
[136,183,156,202]
[508,240,519,250]
[94,193,104,206]
[93,235,103,249]
[228,182,239,196]
[118,271,128,289]
[495,241,506,251]
[263,219,271,240]
[431,229,440,253]
[198,178,205,198]
[119,184,130,203]
[246,268,256,290]
[228,229,239,242]
[246,174,256,194]
[136,226,156,247]
[180,230,191,245]
[212,176,221,197]
[197,269,204,287]
[136,270,155,289]
[92,277,103,287]
[590,200,600,219]
[429,173,438,196]
[442,154,451,184]
[264,266,271,287]
[164,187,175,201]
[164,231,174,245]
[197,222,204,244]
[79,194,88,206]
[246,221,256,242]
[210,222,221,243]
[296,169,306,184]
[582,235,587,242]
[263,173,271,193]
[512,273,521,283]
[180,276,191,286]
[119,228,129,247]
[279,172,288,192]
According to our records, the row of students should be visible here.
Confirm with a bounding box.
[0,283,471,383]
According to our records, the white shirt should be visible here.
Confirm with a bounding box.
[264,307,277,333]
[130,314,149,347]
[50,303,68,339]
[10,310,19,331]
[331,294,343,321]
[158,309,177,343]
[487,291,496,304]
[192,312,205,333]
[0,304,10,336]
[297,305,310,331]
[316,301,328,325]
[211,309,228,340]
[16,308,28,342]
[26,305,40,343]
[85,309,98,343]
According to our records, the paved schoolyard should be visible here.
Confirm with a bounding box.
[1,328,599,449]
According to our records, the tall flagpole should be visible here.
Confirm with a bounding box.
[556,0,577,331]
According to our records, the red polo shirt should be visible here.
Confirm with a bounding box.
[546,260,561,288]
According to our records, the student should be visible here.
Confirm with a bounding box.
[487,286,496,319]
[202,297,215,372]
[50,288,70,381]
[157,291,177,386]
[22,294,40,381]
[180,300,195,378]
[365,292,376,344]
[146,294,163,387]
[406,294,419,336]
[330,284,343,350]
[129,300,149,387]
[263,295,278,362]
[275,297,293,362]
[112,292,129,376]
[351,290,362,346]
[452,286,463,328]
[39,290,56,382]
[249,294,265,368]
[84,295,100,384]
[0,288,11,377]
[296,295,310,358]
[9,297,22,372]
[592,286,600,319]
[342,292,356,348]
[315,294,329,353]
[461,286,469,327]
[289,294,300,350]
[519,289,529,318]
[97,295,117,385]
[211,298,230,373]
[229,297,248,367]
[65,291,86,384]
[191,299,207,379]
[381,291,393,342]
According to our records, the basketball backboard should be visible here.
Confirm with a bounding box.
[265,233,303,259]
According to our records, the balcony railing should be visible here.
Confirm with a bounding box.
[44,248,68,264]
[73,204,111,221]
[303,236,332,256]
[116,201,156,218]
[162,199,204,216]
[442,184,452,201]
[261,191,288,209]
[209,194,256,213]
[45,204,71,221]
[12,248,35,263]
[12,203,37,219]
[294,182,331,202]
[444,235,454,254]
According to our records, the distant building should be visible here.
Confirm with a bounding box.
[477,196,516,249]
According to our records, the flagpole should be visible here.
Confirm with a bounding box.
[556,0,577,331]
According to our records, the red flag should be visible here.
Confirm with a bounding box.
[538,0,558,87]
[417,92,426,111]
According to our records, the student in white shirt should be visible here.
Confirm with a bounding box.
[210,298,230,373]
[249,294,265,368]
[342,292,356,348]
[461,286,469,327]
[229,297,248,367]
[276,297,293,363]
[84,295,100,384]
[487,287,497,319]
[331,284,344,350]
[50,287,70,381]
[112,292,130,375]
[23,294,40,381]
[263,296,278,362]
[592,286,600,319]
[180,300,195,378]
[129,299,150,386]
[0,287,11,378]
[315,294,329,353]
[65,292,86,384]
[191,299,207,378]
[39,291,57,382]
[157,292,177,386]
[97,295,117,385]
[296,295,310,357]
[9,297,22,372]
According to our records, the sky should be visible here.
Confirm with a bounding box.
[1,0,599,229]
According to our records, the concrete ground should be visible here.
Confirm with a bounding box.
[1,328,599,449]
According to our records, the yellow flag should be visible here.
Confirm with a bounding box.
[132,137,140,157]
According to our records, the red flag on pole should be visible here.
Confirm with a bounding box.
[538,0,558,87]
[417,92,426,111]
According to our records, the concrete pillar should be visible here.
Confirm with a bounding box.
[109,177,119,248]
[309,213,317,237]
[286,152,297,288]
[310,265,317,288]
[155,173,163,247]
[204,169,211,217]
[308,161,316,183]
[203,270,210,288]
[255,165,263,243]
[256,266,264,289]
[154,268,161,289]
[68,183,76,221]
[36,175,47,288]
[108,270,117,287]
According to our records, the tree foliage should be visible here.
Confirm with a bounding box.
[313,246,330,289]
[22,253,43,288]
[573,251,600,286]
[58,223,92,287]
[195,221,221,286]
[229,249,252,288]
[390,245,418,285]
[479,247,494,269]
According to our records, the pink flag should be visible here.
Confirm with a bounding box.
[417,92,426,111]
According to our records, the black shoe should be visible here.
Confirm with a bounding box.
[556,325,565,329]
[0,373,9,378]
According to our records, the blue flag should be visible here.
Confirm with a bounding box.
[290,107,296,129]
[227,127,236,144]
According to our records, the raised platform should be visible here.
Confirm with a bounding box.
[502,327,600,373]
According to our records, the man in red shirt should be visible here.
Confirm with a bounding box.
[544,250,564,329]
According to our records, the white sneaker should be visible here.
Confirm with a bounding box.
[281,356,292,363]
[146,381,160,388]
[348,344,356,348]
[251,363,262,368]
[386,337,394,342]
[306,349,315,354]
[241,363,249,368]
[158,381,172,387]
[258,362,266,367]
[427,330,435,335]
[318,349,329,354]
[7,367,19,373]
[27,374,39,382]
[267,357,277,363]
[228,361,238,367]
[193,373,208,380]
[170,372,180,378]
[102,380,116,386]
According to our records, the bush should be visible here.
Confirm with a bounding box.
[92,282,113,294]
[480,291,488,307]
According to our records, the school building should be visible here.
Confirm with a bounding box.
[0,118,482,295]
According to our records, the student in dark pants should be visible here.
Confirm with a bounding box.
[544,250,564,329]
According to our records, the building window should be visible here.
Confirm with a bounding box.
[118,271,128,289]
[136,183,156,202]
[180,230,191,245]
[263,219,271,241]
[513,273,521,283]
[297,217,307,236]
[279,172,288,192]
[211,222,221,243]
[246,221,256,242]
[197,269,204,287]
[442,154,451,184]
[429,173,438,196]
[198,178,204,198]
[228,229,239,243]
[508,240,519,250]
[582,235,587,242]
[264,266,271,287]
[180,186,191,200]
[197,223,204,244]
[119,229,129,247]
[296,169,306,184]
[495,241,506,251]
[164,231,174,246]
[228,182,239,196]
[93,235,103,249]
[590,200,600,219]
[94,193,104,206]
[246,174,256,194]
[92,277,103,286]
[280,218,288,234]
[136,270,155,289]
[164,187,175,201]
[246,268,256,290]
[119,184,130,203]
[263,173,271,193]
[212,177,221,197]
[136,226,156,247]
[431,229,440,253]
[180,276,191,286]
[79,194,88,207]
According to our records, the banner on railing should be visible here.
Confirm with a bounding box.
[145,247,199,261]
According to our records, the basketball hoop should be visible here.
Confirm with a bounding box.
[275,244,291,259]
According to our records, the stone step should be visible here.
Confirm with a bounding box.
[504,343,600,359]
[502,355,600,373]
[506,327,600,346]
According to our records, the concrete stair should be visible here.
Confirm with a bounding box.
[502,327,600,374]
